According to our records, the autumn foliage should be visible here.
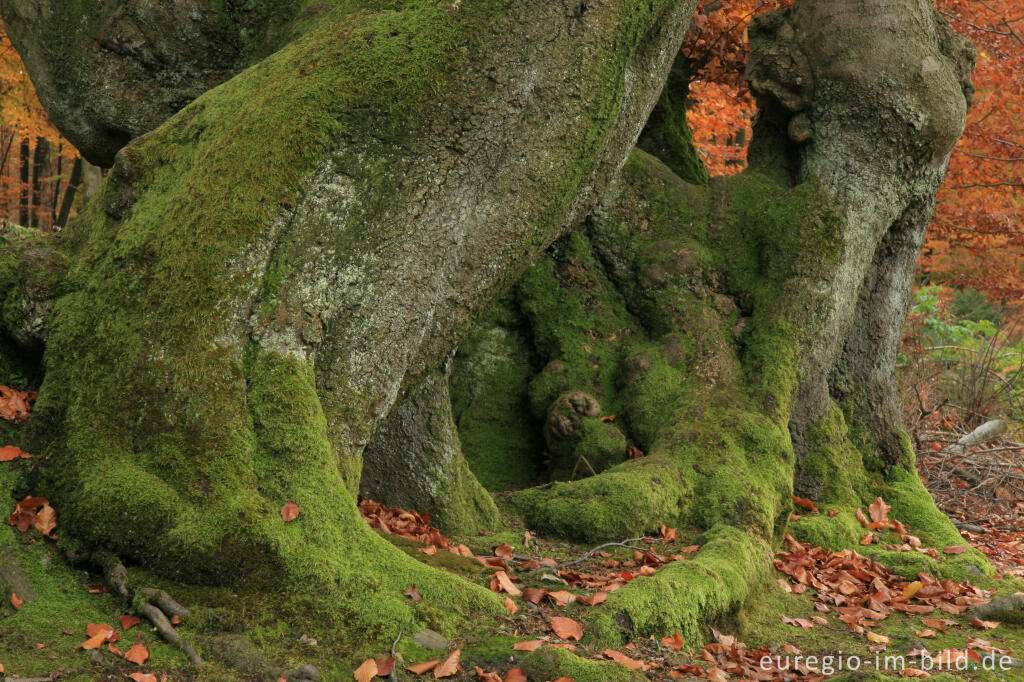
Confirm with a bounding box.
[0,20,83,231]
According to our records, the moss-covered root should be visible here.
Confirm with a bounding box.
[586,526,771,648]
[360,367,500,534]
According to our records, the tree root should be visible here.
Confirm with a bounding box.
[93,551,203,665]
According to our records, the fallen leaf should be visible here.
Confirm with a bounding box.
[901,669,930,678]
[354,658,378,682]
[915,629,937,638]
[660,525,677,540]
[408,660,439,674]
[901,581,923,600]
[603,649,644,670]
[793,496,819,513]
[504,669,527,682]
[970,617,1000,629]
[868,497,891,524]
[108,643,123,657]
[417,546,437,556]
[943,545,971,555]
[661,632,684,651]
[121,615,142,631]
[828,509,840,517]
[128,674,158,682]
[86,623,117,641]
[547,590,575,607]
[513,640,544,652]
[494,571,522,597]
[866,631,890,645]
[81,630,110,650]
[504,597,518,614]
[404,585,422,602]
[0,445,31,461]
[522,587,547,604]
[577,591,606,606]
[376,657,396,676]
[474,666,502,681]
[10,592,22,610]
[551,616,583,641]
[494,544,515,558]
[280,501,299,522]
[434,650,460,679]
[125,643,149,665]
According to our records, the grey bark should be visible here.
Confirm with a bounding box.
[0,0,305,166]
[745,0,975,487]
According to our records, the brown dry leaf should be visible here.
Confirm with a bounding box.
[792,496,819,513]
[547,590,575,607]
[33,504,57,538]
[970,617,1000,629]
[108,643,123,657]
[280,502,299,523]
[551,616,583,641]
[494,544,515,559]
[86,623,116,640]
[860,532,876,546]
[408,660,439,675]
[577,591,606,606]
[504,669,527,682]
[603,649,644,670]
[353,658,378,682]
[80,630,110,650]
[943,545,971,555]
[0,445,31,461]
[922,617,957,632]
[10,592,22,610]
[0,385,35,423]
[521,587,547,604]
[660,525,677,540]
[376,657,396,676]
[661,632,684,651]
[504,597,518,614]
[855,507,870,528]
[417,546,437,556]
[868,497,891,524]
[901,669,930,678]
[494,571,521,597]
[404,585,422,602]
[433,650,460,679]
[121,614,142,631]
[170,614,180,625]
[915,629,937,638]
[128,674,158,682]
[866,632,890,645]
[513,640,544,652]
[474,666,502,682]
[828,509,840,517]
[707,667,728,682]
[125,643,149,665]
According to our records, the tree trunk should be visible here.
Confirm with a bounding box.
[0,0,982,676]
[29,137,49,228]
[17,137,29,226]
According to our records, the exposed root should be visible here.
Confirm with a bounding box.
[93,551,203,665]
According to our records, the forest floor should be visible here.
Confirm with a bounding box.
[2,412,1024,681]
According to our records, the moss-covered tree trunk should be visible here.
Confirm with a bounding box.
[0,0,983,676]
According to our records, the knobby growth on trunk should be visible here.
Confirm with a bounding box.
[0,0,986,677]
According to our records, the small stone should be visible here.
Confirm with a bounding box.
[90,650,104,665]
[412,629,449,650]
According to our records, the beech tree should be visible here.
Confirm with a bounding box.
[0,0,984,678]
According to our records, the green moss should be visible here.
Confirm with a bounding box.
[586,525,771,647]
[450,301,542,491]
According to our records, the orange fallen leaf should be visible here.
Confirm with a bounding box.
[547,590,575,606]
[513,640,544,652]
[943,545,971,555]
[915,629,937,638]
[828,509,840,517]
[494,543,515,558]
[504,669,527,682]
[121,615,142,631]
[0,445,31,461]
[10,592,22,610]
[474,666,502,681]
[417,546,437,556]
[660,525,677,540]
[661,632,684,651]
[408,660,439,674]
[550,616,583,641]
[81,630,111,650]
[280,501,299,523]
[902,581,923,600]
[108,643,123,657]
[866,631,890,645]
[970,617,1000,629]
[494,571,521,597]
[128,674,158,682]
[604,649,644,670]
[125,643,149,665]
[792,496,819,513]
[577,591,606,606]
[868,497,890,524]
[354,658,378,682]
[901,669,930,678]
[504,597,518,614]
[374,657,396,676]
